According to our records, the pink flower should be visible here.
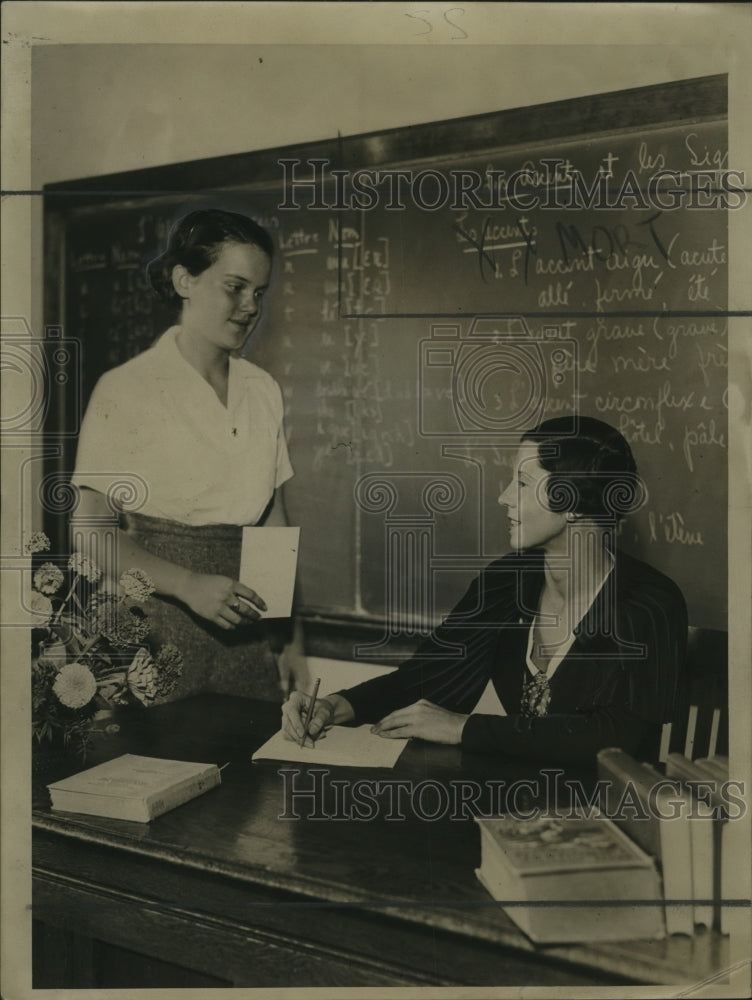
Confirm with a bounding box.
[34,562,65,595]
[52,662,97,709]
[30,591,54,625]
[68,552,102,583]
[153,643,183,696]
[26,531,51,554]
[126,648,159,705]
[88,591,150,646]
[119,568,155,603]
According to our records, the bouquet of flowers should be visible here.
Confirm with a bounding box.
[27,531,183,758]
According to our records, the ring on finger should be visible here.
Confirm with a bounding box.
[230,600,241,613]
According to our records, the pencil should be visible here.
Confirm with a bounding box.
[299,678,321,748]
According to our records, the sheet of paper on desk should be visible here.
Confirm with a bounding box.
[252,726,409,768]
[239,527,300,618]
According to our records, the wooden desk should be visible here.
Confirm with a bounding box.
[32,696,729,989]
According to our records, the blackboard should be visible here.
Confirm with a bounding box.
[44,75,728,640]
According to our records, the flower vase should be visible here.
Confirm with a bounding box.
[32,734,80,779]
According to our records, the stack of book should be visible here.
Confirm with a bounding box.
[474,811,665,943]
[597,747,732,934]
[664,751,733,934]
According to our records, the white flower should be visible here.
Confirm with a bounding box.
[119,568,155,603]
[26,531,51,554]
[52,662,97,709]
[68,552,102,583]
[34,562,65,595]
[126,647,159,705]
[30,591,54,625]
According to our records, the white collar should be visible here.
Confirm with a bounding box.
[152,326,264,384]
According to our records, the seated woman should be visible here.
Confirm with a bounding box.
[282,416,687,764]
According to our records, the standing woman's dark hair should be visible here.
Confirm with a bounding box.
[146,209,275,307]
[521,415,646,523]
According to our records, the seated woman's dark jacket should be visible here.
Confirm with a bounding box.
[339,549,687,765]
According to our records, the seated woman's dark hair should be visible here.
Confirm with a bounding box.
[520,415,645,521]
[146,209,275,305]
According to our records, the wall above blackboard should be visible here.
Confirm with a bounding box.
[45,75,728,639]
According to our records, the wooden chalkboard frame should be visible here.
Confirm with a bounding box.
[43,73,728,660]
[45,74,725,198]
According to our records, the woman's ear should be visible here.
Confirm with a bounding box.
[171,264,193,300]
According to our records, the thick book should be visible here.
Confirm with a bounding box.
[666,751,732,934]
[47,753,221,822]
[663,752,720,929]
[474,812,664,944]
[690,755,728,782]
[596,747,694,935]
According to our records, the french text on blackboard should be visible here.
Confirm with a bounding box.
[278,159,746,212]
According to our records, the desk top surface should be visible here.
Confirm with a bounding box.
[32,695,730,987]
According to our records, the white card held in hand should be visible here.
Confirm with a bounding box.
[239,527,300,618]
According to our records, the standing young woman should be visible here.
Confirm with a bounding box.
[72,209,301,702]
[282,417,687,764]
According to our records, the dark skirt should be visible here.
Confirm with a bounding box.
[122,510,285,704]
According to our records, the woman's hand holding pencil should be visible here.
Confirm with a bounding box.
[281,687,355,746]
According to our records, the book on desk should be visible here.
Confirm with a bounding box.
[475,744,736,946]
[663,751,733,934]
[32,694,732,989]
[47,753,221,822]
[474,811,665,944]
[598,746,733,936]
[597,746,695,935]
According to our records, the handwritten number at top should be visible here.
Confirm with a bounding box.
[443,8,467,39]
[405,8,468,40]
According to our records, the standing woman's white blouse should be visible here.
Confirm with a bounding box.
[72,327,293,525]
